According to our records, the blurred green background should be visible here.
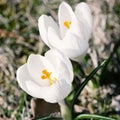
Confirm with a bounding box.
[0,0,120,119]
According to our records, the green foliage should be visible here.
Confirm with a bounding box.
[113,1,120,15]
[16,93,26,120]
[75,114,115,120]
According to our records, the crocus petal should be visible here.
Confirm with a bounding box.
[47,78,72,103]
[38,15,59,46]
[48,27,89,60]
[48,27,79,50]
[16,64,50,99]
[16,64,35,95]
[58,2,75,38]
[16,73,53,101]
[17,62,72,103]
[17,64,43,97]
[47,27,61,49]
[45,49,73,82]
[71,49,87,62]
[16,63,60,103]
[25,80,54,102]
[25,78,71,103]
[27,54,57,86]
[62,32,89,60]
[67,19,85,40]
[75,2,92,40]
[38,2,92,62]
[16,50,74,103]
[58,61,73,83]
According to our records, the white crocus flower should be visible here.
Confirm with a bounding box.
[38,2,92,62]
[16,49,73,103]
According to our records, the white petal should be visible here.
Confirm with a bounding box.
[58,2,75,38]
[17,64,71,103]
[47,27,61,49]
[68,18,85,40]
[75,2,92,29]
[25,78,72,103]
[16,64,50,99]
[45,49,62,73]
[48,78,72,103]
[48,27,79,50]
[17,65,60,102]
[45,49,73,82]
[16,64,35,95]
[27,54,57,86]
[58,61,73,83]
[16,64,51,98]
[71,50,87,62]
[48,28,89,59]
[75,2,92,41]
[18,78,58,102]
[25,80,55,102]
[38,15,59,46]
[63,33,89,61]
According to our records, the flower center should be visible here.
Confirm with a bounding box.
[41,69,57,85]
[64,21,71,29]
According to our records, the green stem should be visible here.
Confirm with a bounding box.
[75,114,115,120]
[58,100,72,120]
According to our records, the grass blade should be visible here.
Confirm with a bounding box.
[75,114,115,120]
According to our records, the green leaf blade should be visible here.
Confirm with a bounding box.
[75,114,115,120]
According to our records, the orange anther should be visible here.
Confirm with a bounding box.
[64,21,71,29]
[41,69,57,85]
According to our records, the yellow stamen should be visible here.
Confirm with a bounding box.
[64,21,71,29]
[41,69,57,85]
